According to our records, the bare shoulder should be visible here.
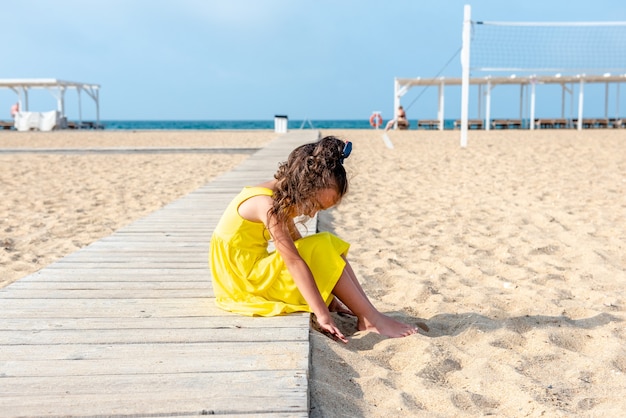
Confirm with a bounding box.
[238,193,272,223]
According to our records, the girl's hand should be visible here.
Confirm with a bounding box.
[316,315,348,344]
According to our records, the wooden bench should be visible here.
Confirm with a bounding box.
[610,118,626,128]
[0,120,14,130]
[417,119,441,130]
[396,119,410,130]
[572,118,608,129]
[491,119,522,129]
[454,119,484,130]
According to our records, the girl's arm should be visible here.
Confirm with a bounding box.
[242,195,346,342]
[269,217,347,343]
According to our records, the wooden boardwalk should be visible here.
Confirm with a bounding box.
[0,130,320,417]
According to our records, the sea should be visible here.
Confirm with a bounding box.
[100,119,460,130]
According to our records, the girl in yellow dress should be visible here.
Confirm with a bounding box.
[210,135,418,342]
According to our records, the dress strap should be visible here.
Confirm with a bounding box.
[235,186,273,205]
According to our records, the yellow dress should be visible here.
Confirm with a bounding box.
[209,186,350,316]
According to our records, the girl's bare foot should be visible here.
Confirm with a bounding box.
[357,314,419,338]
[329,297,355,316]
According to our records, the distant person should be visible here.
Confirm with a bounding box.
[209,136,420,342]
[10,102,19,118]
[385,105,408,131]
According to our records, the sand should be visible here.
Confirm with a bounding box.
[311,129,626,417]
[1,128,625,416]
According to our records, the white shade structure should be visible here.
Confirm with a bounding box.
[0,78,100,128]
[394,72,626,133]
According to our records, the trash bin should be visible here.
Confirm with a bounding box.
[274,115,288,133]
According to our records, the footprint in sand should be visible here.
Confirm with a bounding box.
[418,357,462,385]
[549,329,586,352]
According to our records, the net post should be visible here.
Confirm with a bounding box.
[604,81,609,120]
[617,83,621,119]
[577,78,584,130]
[438,80,445,130]
[460,4,471,147]
[530,77,536,130]
[393,78,401,129]
[485,79,491,131]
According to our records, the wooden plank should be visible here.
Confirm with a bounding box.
[0,315,309,331]
[18,269,210,279]
[0,341,309,375]
[1,306,211,319]
[61,249,209,256]
[1,296,220,313]
[0,326,307,345]
[0,288,213,299]
[71,243,208,251]
[0,371,308,416]
[57,253,209,262]
[44,262,209,269]
[4,280,210,291]
[97,235,210,242]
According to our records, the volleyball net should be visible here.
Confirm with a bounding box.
[459,5,626,146]
[470,21,626,74]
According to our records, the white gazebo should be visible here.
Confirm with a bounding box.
[393,73,626,132]
[0,78,100,130]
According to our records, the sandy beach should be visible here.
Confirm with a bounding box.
[311,129,625,417]
[1,128,625,416]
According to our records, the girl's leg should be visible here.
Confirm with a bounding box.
[331,263,418,338]
[329,257,374,315]
[329,257,365,316]
[341,256,369,300]
[328,297,353,316]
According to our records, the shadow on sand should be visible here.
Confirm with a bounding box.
[315,310,621,351]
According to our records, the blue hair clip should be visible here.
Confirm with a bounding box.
[340,141,352,164]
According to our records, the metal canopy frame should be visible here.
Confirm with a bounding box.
[394,73,626,134]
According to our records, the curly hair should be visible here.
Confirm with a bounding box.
[269,135,349,225]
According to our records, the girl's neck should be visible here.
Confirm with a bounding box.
[257,179,277,190]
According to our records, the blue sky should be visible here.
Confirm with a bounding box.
[2,0,625,121]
